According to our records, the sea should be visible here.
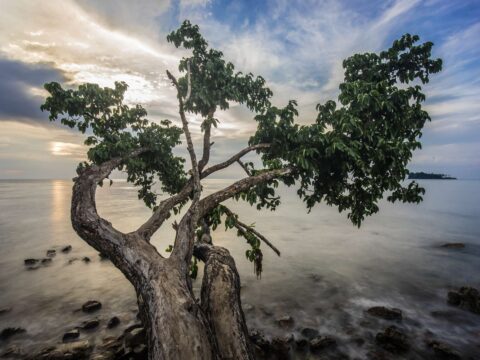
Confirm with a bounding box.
[0,178,479,358]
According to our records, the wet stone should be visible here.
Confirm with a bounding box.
[0,327,26,340]
[276,315,294,327]
[46,249,56,257]
[367,306,403,320]
[0,345,23,358]
[41,258,52,265]
[447,286,480,314]
[428,341,461,359]
[107,316,120,329]
[440,243,465,249]
[62,329,80,343]
[375,325,409,353]
[82,300,102,313]
[82,257,91,263]
[309,335,337,352]
[24,258,39,266]
[301,327,319,340]
[81,319,100,330]
[61,245,72,253]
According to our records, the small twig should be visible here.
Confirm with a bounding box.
[237,159,251,176]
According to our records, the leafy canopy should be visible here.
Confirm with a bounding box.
[41,21,441,266]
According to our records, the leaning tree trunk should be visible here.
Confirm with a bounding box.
[70,161,254,359]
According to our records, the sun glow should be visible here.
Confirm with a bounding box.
[50,141,82,157]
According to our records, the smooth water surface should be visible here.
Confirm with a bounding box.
[0,179,479,358]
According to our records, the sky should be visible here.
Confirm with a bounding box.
[0,0,479,179]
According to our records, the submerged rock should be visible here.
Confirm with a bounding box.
[428,341,461,359]
[300,327,319,340]
[0,307,12,316]
[440,243,465,249]
[81,257,91,263]
[35,340,92,360]
[62,329,80,343]
[81,319,99,330]
[41,258,52,265]
[24,259,39,266]
[81,300,102,313]
[0,327,26,340]
[309,335,337,352]
[0,345,23,358]
[375,326,409,353]
[107,316,120,329]
[123,325,146,350]
[367,306,403,320]
[46,249,56,257]
[276,315,294,327]
[447,286,480,314]
[61,245,72,253]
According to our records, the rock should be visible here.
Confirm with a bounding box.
[81,319,100,330]
[440,243,465,249]
[0,307,12,316]
[309,335,337,352]
[428,341,461,359]
[447,286,480,314]
[61,245,72,253]
[367,306,403,320]
[132,344,147,357]
[295,338,309,349]
[81,300,102,313]
[276,315,294,327]
[0,345,23,358]
[99,252,109,261]
[62,329,80,343]
[375,326,409,353]
[46,249,56,257]
[250,329,271,354]
[123,325,146,349]
[0,327,26,340]
[301,327,319,340]
[36,340,92,359]
[107,316,120,329]
[271,335,293,359]
[41,258,52,265]
[82,257,91,263]
[68,258,79,265]
[24,258,39,265]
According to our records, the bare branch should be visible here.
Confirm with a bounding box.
[198,167,292,218]
[202,143,270,179]
[223,206,280,256]
[185,61,192,103]
[236,159,251,176]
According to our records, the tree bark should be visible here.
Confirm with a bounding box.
[195,243,255,360]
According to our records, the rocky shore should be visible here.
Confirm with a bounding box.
[0,245,478,359]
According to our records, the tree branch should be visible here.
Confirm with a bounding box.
[236,160,251,176]
[222,206,280,256]
[198,108,215,172]
[198,167,292,218]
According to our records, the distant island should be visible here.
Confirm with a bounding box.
[408,172,457,180]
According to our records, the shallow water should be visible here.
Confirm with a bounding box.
[0,179,479,358]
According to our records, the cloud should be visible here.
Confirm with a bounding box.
[0,59,64,120]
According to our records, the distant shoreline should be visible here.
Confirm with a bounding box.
[408,172,457,180]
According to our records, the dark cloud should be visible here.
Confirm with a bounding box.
[0,59,64,121]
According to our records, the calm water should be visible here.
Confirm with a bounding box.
[0,179,479,358]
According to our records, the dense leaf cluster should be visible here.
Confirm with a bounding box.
[250,34,442,226]
[41,82,187,207]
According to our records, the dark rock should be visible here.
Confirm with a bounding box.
[62,329,80,343]
[366,350,388,360]
[367,306,403,320]
[301,327,319,340]
[276,315,294,327]
[447,286,480,314]
[0,307,12,316]
[61,245,72,253]
[440,243,465,249]
[107,316,120,329]
[68,258,79,265]
[46,249,56,257]
[81,257,91,263]
[99,252,109,261]
[428,341,461,359]
[81,300,102,313]
[123,325,146,349]
[132,344,147,358]
[0,345,23,358]
[295,338,309,349]
[309,335,337,352]
[250,329,271,354]
[271,335,292,359]
[24,258,39,265]
[81,319,99,330]
[375,326,409,353]
[41,258,52,265]
[0,327,26,340]
[36,340,92,360]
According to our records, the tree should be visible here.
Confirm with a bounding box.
[41,20,442,360]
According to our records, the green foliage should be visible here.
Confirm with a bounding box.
[41,82,187,208]
[250,33,442,226]
[167,20,273,116]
